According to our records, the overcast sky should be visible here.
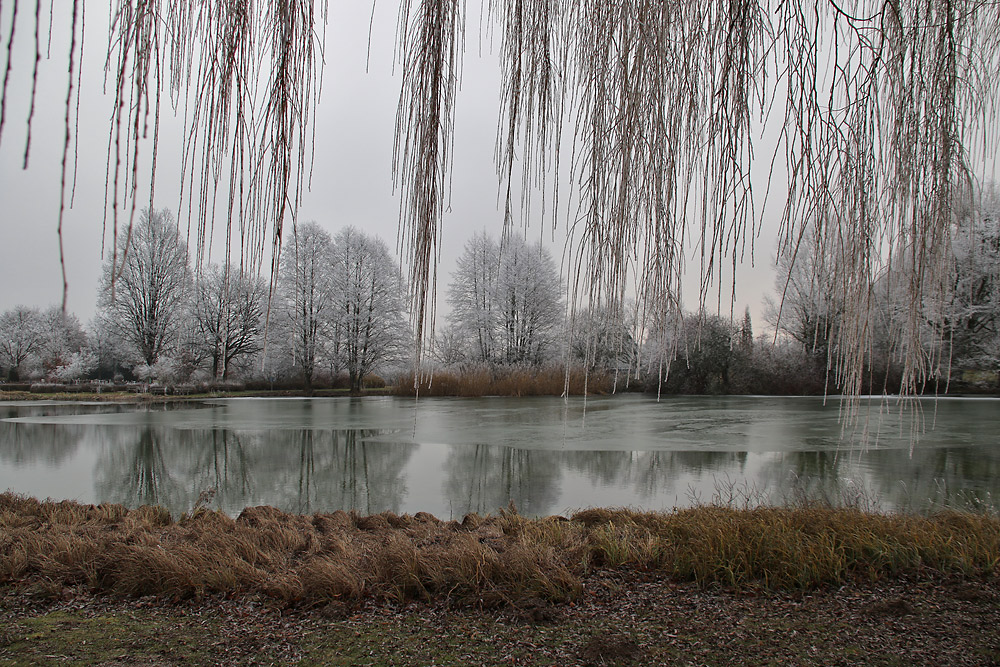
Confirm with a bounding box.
[0,1,811,330]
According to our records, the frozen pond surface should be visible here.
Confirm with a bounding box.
[1,395,999,517]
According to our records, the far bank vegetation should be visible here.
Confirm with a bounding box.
[2,197,999,397]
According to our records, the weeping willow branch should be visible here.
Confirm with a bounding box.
[56,0,83,310]
[491,0,565,231]
[0,0,20,148]
[105,0,164,283]
[772,0,1000,410]
[255,0,319,282]
[393,0,465,370]
[556,0,770,382]
[101,0,319,303]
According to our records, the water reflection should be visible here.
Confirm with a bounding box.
[256,429,412,515]
[0,403,124,465]
[445,446,562,516]
[199,430,253,506]
[0,419,86,465]
[1,396,998,516]
[86,423,414,516]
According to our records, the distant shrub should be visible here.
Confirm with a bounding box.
[29,383,73,394]
[363,374,387,389]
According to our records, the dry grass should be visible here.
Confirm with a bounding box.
[2,493,998,606]
[394,366,614,397]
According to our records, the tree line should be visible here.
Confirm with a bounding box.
[1,198,997,395]
[1,210,408,393]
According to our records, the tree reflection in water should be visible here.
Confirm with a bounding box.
[9,397,999,516]
[0,419,86,465]
[257,428,413,516]
[560,450,750,506]
[0,403,126,465]
[198,429,253,510]
[445,445,562,516]
[96,427,178,508]
[758,450,861,507]
[866,446,1000,513]
[444,446,749,516]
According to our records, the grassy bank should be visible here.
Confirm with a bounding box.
[3,494,998,605]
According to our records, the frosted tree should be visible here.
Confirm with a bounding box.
[945,186,1000,370]
[569,304,639,373]
[328,227,408,392]
[767,224,843,362]
[53,350,98,382]
[39,306,89,378]
[274,222,334,390]
[447,232,501,364]
[98,209,191,368]
[447,232,562,366]
[496,235,564,365]
[191,266,266,380]
[739,307,753,353]
[0,306,45,380]
[659,314,737,395]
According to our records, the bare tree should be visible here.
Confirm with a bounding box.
[39,306,89,378]
[192,265,266,380]
[328,227,409,392]
[569,304,638,373]
[447,232,501,364]
[767,225,843,361]
[944,186,1000,370]
[275,222,334,390]
[495,235,563,365]
[98,208,191,368]
[0,306,46,380]
[447,232,562,366]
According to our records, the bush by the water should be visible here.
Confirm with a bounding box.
[2,493,997,605]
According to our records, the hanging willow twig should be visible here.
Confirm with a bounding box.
[393,0,465,371]
[490,0,565,233]
[0,0,20,148]
[56,0,83,311]
[100,0,319,308]
[104,0,164,286]
[770,0,1000,416]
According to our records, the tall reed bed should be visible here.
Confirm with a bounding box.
[393,366,616,397]
[2,493,997,605]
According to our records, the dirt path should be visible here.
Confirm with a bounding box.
[3,572,998,666]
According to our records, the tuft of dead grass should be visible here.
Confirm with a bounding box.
[2,492,998,605]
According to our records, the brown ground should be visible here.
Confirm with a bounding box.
[2,571,999,666]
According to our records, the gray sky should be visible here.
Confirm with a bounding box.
[0,0,785,330]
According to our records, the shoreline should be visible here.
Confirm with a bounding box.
[0,388,395,403]
[3,388,999,403]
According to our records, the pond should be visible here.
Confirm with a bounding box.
[1,395,998,517]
